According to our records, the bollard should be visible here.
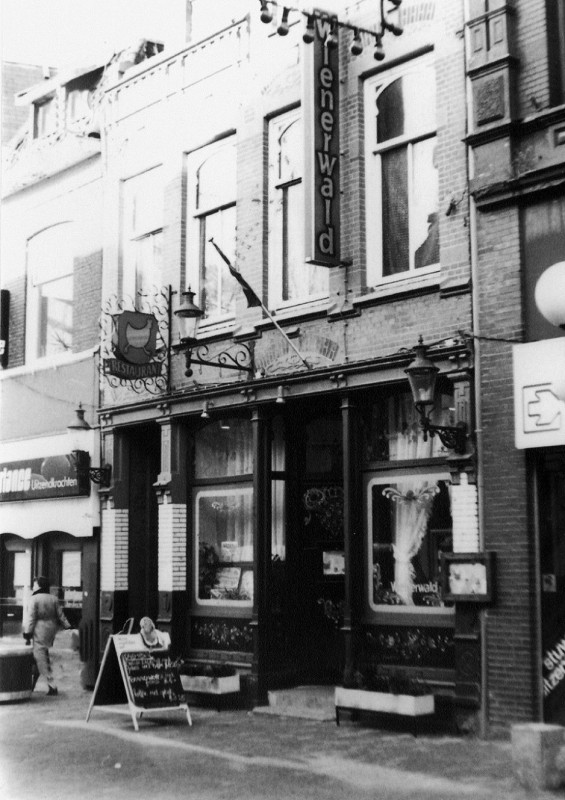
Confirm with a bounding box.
[511,723,565,791]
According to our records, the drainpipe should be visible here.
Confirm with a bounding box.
[463,0,488,739]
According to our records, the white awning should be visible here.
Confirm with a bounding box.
[0,496,98,539]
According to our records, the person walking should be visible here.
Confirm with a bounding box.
[23,576,71,696]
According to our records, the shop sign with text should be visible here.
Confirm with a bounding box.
[303,12,340,267]
[105,310,163,380]
[0,455,87,502]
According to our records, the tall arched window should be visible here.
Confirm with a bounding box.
[26,223,73,360]
[365,56,439,287]
[186,139,237,324]
[268,109,328,309]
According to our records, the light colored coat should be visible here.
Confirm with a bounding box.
[25,591,71,647]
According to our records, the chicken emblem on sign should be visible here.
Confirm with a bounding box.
[105,310,162,379]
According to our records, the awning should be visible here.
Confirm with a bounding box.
[0,497,98,539]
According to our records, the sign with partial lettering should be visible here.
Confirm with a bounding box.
[513,339,565,448]
[303,11,340,267]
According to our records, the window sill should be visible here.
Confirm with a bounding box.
[256,297,330,331]
[197,318,237,342]
[0,348,97,381]
[354,272,441,307]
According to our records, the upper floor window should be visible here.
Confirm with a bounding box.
[26,224,73,360]
[547,0,565,105]
[122,167,163,299]
[365,57,439,287]
[268,109,328,309]
[34,97,57,138]
[186,139,237,324]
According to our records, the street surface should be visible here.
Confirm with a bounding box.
[0,633,560,799]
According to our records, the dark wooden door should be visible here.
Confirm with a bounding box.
[539,450,565,724]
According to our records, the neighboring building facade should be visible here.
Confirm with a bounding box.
[0,48,161,683]
[465,0,565,733]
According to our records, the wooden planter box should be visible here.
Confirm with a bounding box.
[180,673,240,695]
[335,686,435,727]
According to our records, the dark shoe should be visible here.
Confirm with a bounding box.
[47,687,58,696]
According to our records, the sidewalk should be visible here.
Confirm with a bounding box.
[0,632,561,800]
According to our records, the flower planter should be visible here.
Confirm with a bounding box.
[334,686,435,728]
[180,673,240,695]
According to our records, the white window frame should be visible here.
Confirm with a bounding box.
[122,166,164,300]
[25,223,74,363]
[194,485,254,608]
[268,108,329,312]
[364,54,439,289]
[186,138,237,330]
[366,467,453,619]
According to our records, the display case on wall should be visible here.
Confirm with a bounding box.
[440,552,495,603]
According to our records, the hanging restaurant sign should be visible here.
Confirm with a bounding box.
[303,11,341,267]
[100,288,170,395]
[105,310,162,380]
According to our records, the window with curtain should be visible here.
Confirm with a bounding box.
[368,470,452,613]
[193,418,253,606]
[365,56,439,287]
[186,139,237,324]
[26,223,74,361]
[122,166,163,299]
[268,109,328,309]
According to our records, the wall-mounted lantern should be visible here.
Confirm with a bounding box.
[173,287,254,378]
[405,337,468,454]
[66,403,111,487]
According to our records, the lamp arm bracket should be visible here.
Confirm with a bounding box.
[422,420,468,455]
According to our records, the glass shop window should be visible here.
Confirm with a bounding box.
[193,418,253,606]
[362,388,455,463]
[61,551,82,607]
[13,551,31,602]
[367,469,453,615]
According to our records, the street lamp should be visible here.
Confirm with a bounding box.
[405,337,468,454]
[173,287,254,378]
[66,404,111,487]
[535,261,565,330]
[535,260,565,403]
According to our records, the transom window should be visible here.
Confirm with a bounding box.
[268,109,328,309]
[122,166,163,299]
[26,223,73,360]
[365,56,439,287]
[186,139,237,324]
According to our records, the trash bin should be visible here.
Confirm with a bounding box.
[0,644,34,702]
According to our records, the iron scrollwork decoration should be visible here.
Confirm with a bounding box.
[99,286,170,396]
[303,486,344,539]
[181,340,255,377]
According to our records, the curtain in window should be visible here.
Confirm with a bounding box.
[382,148,408,275]
[194,419,253,478]
[383,481,439,605]
[386,394,446,459]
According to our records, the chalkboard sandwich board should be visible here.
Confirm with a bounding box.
[86,633,192,731]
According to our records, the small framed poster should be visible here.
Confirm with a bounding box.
[440,552,495,603]
[323,551,345,576]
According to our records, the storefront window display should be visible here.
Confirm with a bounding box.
[367,470,452,613]
[193,418,253,606]
[362,389,454,616]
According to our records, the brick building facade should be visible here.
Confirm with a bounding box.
[2,0,565,737]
